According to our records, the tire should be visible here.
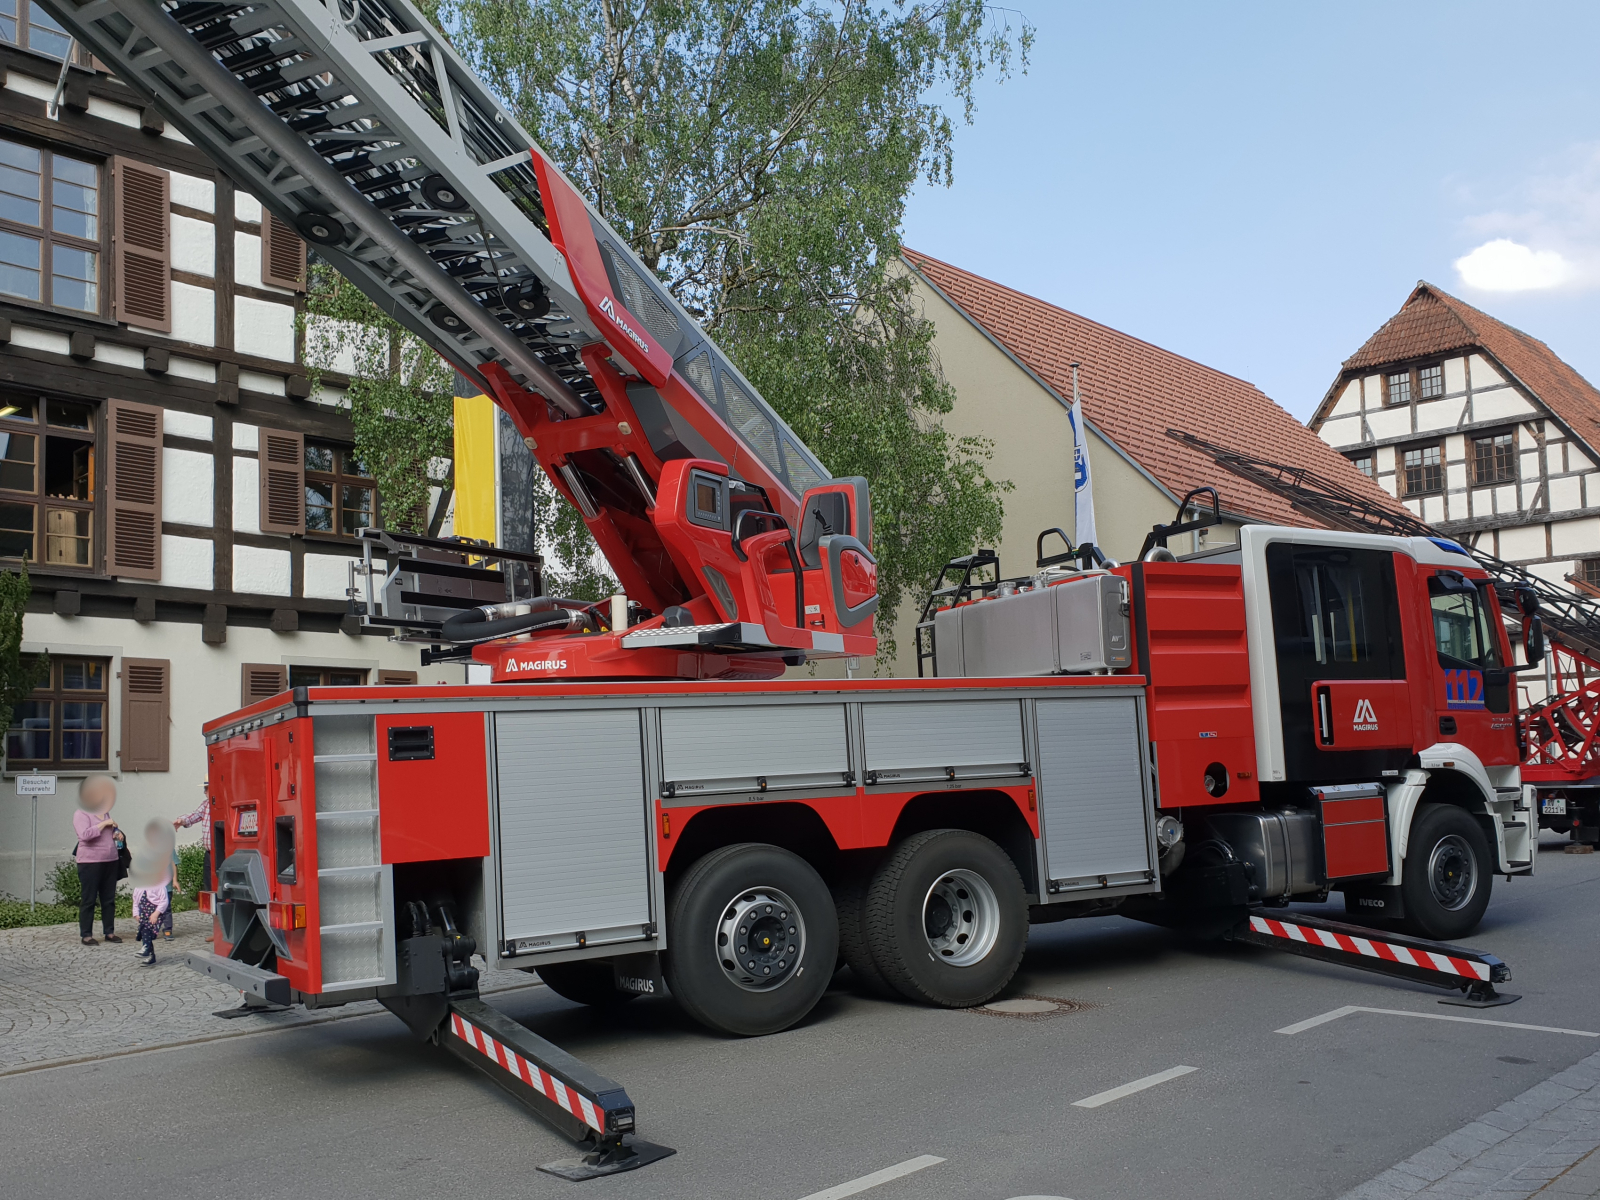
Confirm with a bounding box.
[536,960,637,1008]
[834,868,896,998]
[1402,804,1494,941]
[863,829,1027,1007]
[663,843,838,1036]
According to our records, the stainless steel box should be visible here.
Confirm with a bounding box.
[1204,810,1321,900]
[933,573,1131,677]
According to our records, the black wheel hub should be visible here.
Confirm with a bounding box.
[925,893,954,940]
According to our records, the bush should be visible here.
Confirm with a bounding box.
[48,858,79,906]
[176,843,206,895]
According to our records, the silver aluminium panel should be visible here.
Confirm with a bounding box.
[660,703,849,796]
[862,699,1026,785]
[1034,696,1153,890]
[495,709,652,954]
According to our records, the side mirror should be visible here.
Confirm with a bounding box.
[1525,614,1546,667]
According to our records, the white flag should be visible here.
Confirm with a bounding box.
[1070,364,1098,551]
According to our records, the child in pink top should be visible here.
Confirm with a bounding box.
[130,820,174,966]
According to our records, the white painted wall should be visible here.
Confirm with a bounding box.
[234,297,295,361]
[0,614,465,901]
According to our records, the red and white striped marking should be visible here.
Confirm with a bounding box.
[1248,915,1492,982]
[449,1012,605,1134]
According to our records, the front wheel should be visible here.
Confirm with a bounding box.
[1401,804,1493,940]
[663,843,838,1036]
[863,829,1027,1007]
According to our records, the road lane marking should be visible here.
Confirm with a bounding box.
[1071,1065,1197,1108]
[1275,1005,1599,1038]
[796,1155,946,1200]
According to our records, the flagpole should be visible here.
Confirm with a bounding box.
[1070,363,1099,565]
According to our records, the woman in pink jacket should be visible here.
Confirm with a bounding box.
[73,775,124,946]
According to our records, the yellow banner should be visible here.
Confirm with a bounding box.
[452,390,497,542]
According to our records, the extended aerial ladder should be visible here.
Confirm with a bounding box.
[42,0,879,683]
[41,0,886,1170]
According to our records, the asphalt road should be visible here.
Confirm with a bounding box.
[7,836,1599,1200]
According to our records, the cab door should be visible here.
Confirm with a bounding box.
[1266,543,1413,781]
[1426,571,1519,765]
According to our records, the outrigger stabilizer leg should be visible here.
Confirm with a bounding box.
[443,998,676,1180]
[1234,908,1519,1007]
[381,903,675,1181]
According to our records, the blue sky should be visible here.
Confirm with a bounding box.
[902,2,1600,422]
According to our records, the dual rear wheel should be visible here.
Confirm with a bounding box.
[661,830,1027,1035]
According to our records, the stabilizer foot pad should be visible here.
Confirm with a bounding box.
[211,1002,291,1019]
[539,1137,676,1181]
[1441,989,1521,1009]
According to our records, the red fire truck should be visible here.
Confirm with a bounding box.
[45,0,1533,1178]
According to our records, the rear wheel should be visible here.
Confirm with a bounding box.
[1402,804,1493,940]
[535,960,637,1008]
[663,843,838,1036]
[834,867,896,997]
[863,829,1027,1007]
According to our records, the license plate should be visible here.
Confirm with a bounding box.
[1542,797,1567,816]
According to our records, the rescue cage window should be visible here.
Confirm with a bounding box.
[1268,544,1405,680]
[1428,575,1502,671]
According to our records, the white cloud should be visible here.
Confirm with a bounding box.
[1454,238,1577,292]
[1454,143,1600,292]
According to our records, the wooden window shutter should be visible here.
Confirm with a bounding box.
[258,428,305,534]
[260,212,307,292]
[121,657,170,772]
[112,157,171,332]
[377,670,418,685]
[106,398,163,580]
[241,663,288,706]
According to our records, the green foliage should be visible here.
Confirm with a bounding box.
[0,563,48,749]
[301,261,455,532]
[176,843,207,897]
[48,856,80,906]
[445,0,1027,656]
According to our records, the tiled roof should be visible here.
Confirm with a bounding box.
[903,249,1398,527]
[1319,283,1600,455]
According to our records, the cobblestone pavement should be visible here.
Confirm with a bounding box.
[0,911,540,1074]
[1339,1049,1600,1200]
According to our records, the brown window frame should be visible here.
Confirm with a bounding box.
[304,441,377,539]
[288,665,370,688]
[1417,363,1446,400]
[1582,559,1600,590]
[0,0,84,61]
[0,135,106,317]
[0,392,100,572]
[1401,441,1445,497]
[5,655,111,770]
[1472,430,1517,486]
[1347,452,1375,479]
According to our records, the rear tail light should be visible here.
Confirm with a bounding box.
[198,891,214,914]
[267,901,307,930]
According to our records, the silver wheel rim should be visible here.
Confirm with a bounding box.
[716,886,805,992]
[922,869,1000,967]
[1428,833,1478,911]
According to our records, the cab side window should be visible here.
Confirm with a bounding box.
[1428,576,1500,670]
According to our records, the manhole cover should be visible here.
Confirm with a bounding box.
[968,994,1097,1022]
[985,998,1059,1014]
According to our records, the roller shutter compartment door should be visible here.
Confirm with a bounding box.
[1034,696,1153,887]
[495,709,651,950]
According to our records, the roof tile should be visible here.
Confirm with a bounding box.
[903,249,1396,527]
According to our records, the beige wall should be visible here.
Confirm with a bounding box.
[865,275,1238,676]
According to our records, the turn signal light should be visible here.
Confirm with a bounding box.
[267,902,307,930]
[197,891,214,914]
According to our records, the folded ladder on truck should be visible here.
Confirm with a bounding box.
[1234,907,1517,1008]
